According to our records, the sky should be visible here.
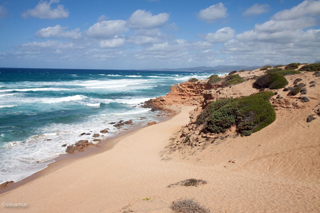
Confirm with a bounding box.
[0,0,319,70]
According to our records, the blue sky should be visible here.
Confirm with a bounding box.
[0,0,319,69]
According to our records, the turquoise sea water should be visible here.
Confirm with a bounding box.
[0,68,223,184]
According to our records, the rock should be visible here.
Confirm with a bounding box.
[293,78,302,85]
[92,134,100,137]
[316,108,320,116]
[93,139,101,142]
[300,87,307,95]
[61,144,67,147]
[313,71,320,77]
[297,83,306,88]
[160,97,166,102]
[124,120,133,125]
[80,133,86,136]
[66,145,76,154]
[147,121,157,126]
[228,70,237,75]
[307,114,316,123]
[309,81,316,84]
[0,181,14,188]
[276,94,283,99]
[109,122,116,125]
[310,84,316,87]
[301,96,310,102]
[100,129,108,134]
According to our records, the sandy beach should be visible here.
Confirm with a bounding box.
[1,69,320,212]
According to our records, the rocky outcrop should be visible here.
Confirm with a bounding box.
[66,140,97,154]
[144,81,213,111]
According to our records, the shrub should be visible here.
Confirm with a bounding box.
[299,63,320,71]
[188,78,198,82]
[285,63,300,70]
[168,179,207,188]
[197,92,276,136]
[228,70,237,75]
[224,74,245,86]
[287,87,301,96]
[253,73,288,89]
[207,74,221,84]
[261,65,271,70]
[171,199,210,213]
[274,65,283,68]
[267,69,301,76]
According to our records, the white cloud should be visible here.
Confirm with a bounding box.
[18,40,74,50]
[203,27,235,43]
[98,15,108,22]
[35,25,82,39]
[128,29,163,45]
[22,0,69,19]
[198,3,227,23]
[127,9,169,29]
[86,20,127,39]
[0,5,7,18]
[243,3,270,16]
[273,0,320,21]
[99,37,125,48]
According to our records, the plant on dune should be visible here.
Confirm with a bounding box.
[224,74,245,86]
[207,74,221,84]
[267,69,301,76]
[260,65,271,70]
[188,78,198,82]
[253,73,288,89]
[196,92,276,136]
[171,199,210,213]
[299,63,320,71]
[285,63,300,70]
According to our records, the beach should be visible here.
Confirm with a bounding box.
[0,68,320,212]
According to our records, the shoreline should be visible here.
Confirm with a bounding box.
[0,105,180,194]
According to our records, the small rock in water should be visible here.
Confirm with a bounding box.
[61,144,67,147]
[124,120,133,125]
[93,134,100,137]
[66,145,76,154]
[100,129,108,134]
[147,121,157,126]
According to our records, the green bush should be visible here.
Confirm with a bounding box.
[299,63,320,71]
[285,63,300,70]
[253,73,288,89]
[288,87,301,96]
[207,74,221,84]
[228,70,237,75]
[188,78,198,82]
[267,69,301,76]
[197,92,276,136]
[274,65,283,68]
[261,65,271,70]
[171,199,210,213]
[224,74,245,86]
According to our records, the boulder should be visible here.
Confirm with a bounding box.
[124,120,133,125]
[307,115,316,123]
[100,129,109,134]
[92,134,100,137]
[66,145,76,154]
[301,96,310,102]
[147,121,157,126]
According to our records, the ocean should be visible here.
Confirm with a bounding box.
[0,68,223,184]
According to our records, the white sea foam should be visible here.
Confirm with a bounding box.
[0,93,16,98]
[0,88,70,92]
[106,74,121,77]
[41,95,86,104]
[0,105,17,109]
[86,103,101,108]
[126,75,142,78]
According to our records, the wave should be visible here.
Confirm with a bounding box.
[0,94,16,98]
[106,74,121,77]
[41,95,86,104]
[0,88,70,93]
[86,103,101,108]
[0,105,17,109]
[125,75,142,78]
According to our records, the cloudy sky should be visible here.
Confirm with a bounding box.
[0,0,319,69]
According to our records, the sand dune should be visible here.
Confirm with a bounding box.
[0,70,319,212]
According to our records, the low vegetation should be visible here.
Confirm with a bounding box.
[224,74,245,86]
[299,63,320,71]
[168,179,207,188]
[267,68,301,76]
[285,63,300,70]
[188,78,198,82]
[171,199,210,213]
[196,92,276,136]
[228,70,237,75]
[253,73,288,89]
[207,74,221,84]
[260,65,271,70]
[288,87,301,96]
